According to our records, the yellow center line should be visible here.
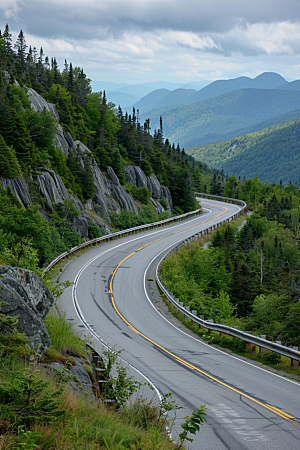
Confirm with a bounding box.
[109,202,299,428]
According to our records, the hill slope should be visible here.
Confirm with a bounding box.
[140,88,300,148]
[187,119,300,185]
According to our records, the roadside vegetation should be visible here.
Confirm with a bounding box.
[0,304,206,449]
[161,177,300,376]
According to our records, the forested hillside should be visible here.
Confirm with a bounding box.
[187,119,300,185]
[0,24,209,270]
[140,88,300,148]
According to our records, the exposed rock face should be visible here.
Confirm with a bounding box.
[1,176,32,208]
[54,124,70,157]
[91,165,138,222]
[123,165,173,206]
[36,169,71,211]
[134,167,148,188]
[123,165,136,185]
[72,213,89,238]
[5,86,172,235]
[48,357,96,400]
[150,197,165,214]
[27,87,59,121]
[0,266,54,354]
[161,186,173,206]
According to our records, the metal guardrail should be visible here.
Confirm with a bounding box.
[42,207,202,276]
[157,194,300,363]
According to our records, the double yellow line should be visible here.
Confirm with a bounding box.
[109,203,299,428]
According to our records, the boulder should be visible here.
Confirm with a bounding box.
[0,266,54,354]
[27,87,60,121]
[74,140,91,154]
[47,357,96,400]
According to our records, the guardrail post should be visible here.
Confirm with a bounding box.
[259,335,267,353]
[192,310,197,316]
[199,315,205,329]
[291,347,299,368]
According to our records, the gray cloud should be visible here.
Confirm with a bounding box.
[4,0,300,40]
[1,0,300,83]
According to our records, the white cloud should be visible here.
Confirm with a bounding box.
[0,0,22,20]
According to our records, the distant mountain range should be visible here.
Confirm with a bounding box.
[92,73,300,153]
[186,118,300,185]
[90,80,209,109]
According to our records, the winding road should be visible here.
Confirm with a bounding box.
[58,198,300,449]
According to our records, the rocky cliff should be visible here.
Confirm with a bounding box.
[1,87,173,236]
[0,266,54,354]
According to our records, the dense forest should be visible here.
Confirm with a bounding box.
[162,176,300,346]
[187,119,300,185]
[0,24,213,270]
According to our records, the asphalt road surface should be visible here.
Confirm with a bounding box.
[58,199,300,449]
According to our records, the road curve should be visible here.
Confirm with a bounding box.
[58,199,300,449]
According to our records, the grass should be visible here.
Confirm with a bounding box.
[44,309,87,358]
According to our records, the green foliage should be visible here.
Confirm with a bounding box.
[111,201,170,231]
[8,426,41,449]
[102,348,141,408]
[0,367,65,425]
[257,351,281,365]
[0,302,30,356]
[0,134,22,178]
[178,406,207,448]
[159,196,168,210]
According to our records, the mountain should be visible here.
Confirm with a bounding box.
[140,88,300,148]
[90,81,126,93]
[113,81,183,98]
[276,79,300,91]
[133,88,197,114]
[105,91,141,109]
[191,72,287,103]
[186,119,300,185]
[134,72,288,118]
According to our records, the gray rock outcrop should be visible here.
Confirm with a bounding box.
[161,186,173,206]
[123,165,136,185]
[48,357,96,400]
[91,165,138,222]
[27,87,59,121]
[54,124,70,157]
[123,165,173,206]
[134,167,148,188]
[0,266,54,354]
[36,169,71,211]
[1,176,32,208]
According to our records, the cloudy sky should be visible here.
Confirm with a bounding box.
[1,0,300,84]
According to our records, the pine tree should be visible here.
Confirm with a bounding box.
[14,29,27,75]
[0,134,22,178]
